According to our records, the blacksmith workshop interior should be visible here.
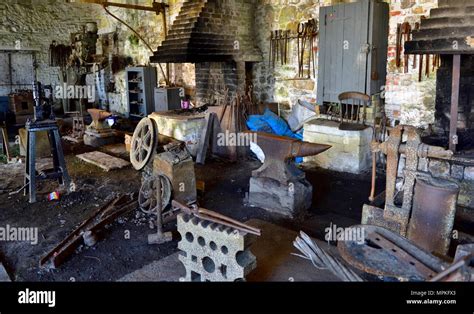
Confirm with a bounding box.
[0,0,473,283]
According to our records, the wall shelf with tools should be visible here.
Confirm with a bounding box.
[269,19,318,79]
[125,66,157,119]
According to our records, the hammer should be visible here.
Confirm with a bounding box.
[246,132,331,184]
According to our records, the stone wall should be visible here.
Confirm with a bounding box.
[414,157,474,211]
[1,0,443,125]
[0,0,103,94]
[384,0,438,126]
[251,0,439,128]
[0,0,185,114]
[195,62,245,105]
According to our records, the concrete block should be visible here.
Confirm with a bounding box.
[303,120,372,174]
[248,177,312,217]
[177,214,256,282]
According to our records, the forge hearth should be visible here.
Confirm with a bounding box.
[405,0,474,153]
[150,0,262,105]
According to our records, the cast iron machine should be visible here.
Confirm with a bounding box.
[363,125,458,255]
[24,81,73,203]
[131,116,197,244]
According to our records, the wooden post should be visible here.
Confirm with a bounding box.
[449,55,461,152]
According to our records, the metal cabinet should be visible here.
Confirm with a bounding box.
[317,0,389,104]
[125,66,157,118]
[154,87,183,112]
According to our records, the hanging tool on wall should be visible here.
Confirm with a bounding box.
[418,54,423,82]
[402,22,412,73]
[425,54,430,77]
[395,23,402,68]
[298,22,308,77]
[395,22,412,72]
[280,30,286,66]
[306,19,318,79]
[297,22,305,77]
[270,29,292,68]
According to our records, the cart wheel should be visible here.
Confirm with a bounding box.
[130,117,156,170]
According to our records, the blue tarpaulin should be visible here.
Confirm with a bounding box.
[246,108,304,162]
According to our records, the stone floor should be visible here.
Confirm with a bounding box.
[119,219,348,282]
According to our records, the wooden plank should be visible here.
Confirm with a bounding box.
[1,126,10,159]
[196,113,216,165]
[76,151,130,171]
[101,143,129,159]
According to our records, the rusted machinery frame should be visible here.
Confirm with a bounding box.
[40,194,137,268]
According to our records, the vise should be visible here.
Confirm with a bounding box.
[247,132,331,217]
[362,125,458,255]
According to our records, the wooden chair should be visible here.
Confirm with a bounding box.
[338,91,370,131]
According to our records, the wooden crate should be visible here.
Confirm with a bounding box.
[9,92,34,115]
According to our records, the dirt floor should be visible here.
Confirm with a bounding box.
[0,141,385,282]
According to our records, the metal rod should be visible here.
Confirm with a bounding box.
[449,55,461,152]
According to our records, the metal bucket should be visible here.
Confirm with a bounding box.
[407,176,459,255]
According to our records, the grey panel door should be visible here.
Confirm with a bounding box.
[317,0,371,104]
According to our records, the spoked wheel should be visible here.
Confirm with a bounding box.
[138,175,172,215]
[130,117,156,170]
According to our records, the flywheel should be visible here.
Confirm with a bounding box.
[138,175,172,215]
[130,117,156,170]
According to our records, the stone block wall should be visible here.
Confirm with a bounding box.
[195,62,245,105]
[419,158,474,210]
[0,0,185,114]
[0,0,444,126]
[303,119,373,174]
[384,0,438,126]
[0,0,103,94]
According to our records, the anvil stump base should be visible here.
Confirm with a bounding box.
[248,177,312,217]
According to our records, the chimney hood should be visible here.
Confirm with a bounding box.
[150,0,262,63]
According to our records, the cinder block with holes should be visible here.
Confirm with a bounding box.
[177,213,257,282]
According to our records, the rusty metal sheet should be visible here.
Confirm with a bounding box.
[407,176,459,255]
[338,224,448,281]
